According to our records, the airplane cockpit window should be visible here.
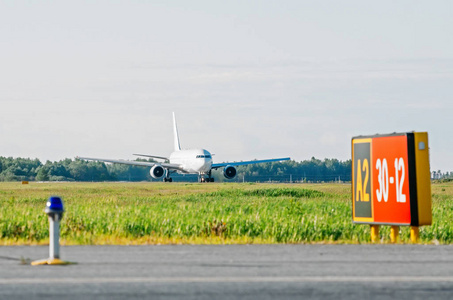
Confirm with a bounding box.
[196,155,212,159]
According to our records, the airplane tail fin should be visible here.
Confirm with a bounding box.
[173,112,181,151]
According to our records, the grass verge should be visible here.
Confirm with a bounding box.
[0,182,452,245]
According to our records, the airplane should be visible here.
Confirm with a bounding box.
[77,112,290,183]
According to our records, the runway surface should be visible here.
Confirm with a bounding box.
[1,244,453,299]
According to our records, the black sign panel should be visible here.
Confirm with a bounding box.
[353,141,372,219]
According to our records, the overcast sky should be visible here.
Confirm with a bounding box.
[1,1,452,172]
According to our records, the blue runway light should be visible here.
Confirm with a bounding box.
[31,195,73,265]
[46,196,64,213]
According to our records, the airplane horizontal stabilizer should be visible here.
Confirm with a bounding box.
[133,154,169,161]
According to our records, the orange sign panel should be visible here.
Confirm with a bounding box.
[372,135,411,224]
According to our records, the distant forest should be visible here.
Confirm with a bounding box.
[0,156,352,183]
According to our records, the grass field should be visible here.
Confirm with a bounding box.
[0,181,452,245]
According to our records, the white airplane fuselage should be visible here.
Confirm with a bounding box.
[169,149,213,174]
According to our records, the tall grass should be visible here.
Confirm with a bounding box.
[0,182,452,245]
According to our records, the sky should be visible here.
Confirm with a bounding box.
[1,1,452,172]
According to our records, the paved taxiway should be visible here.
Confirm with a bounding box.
[1,244,453,299]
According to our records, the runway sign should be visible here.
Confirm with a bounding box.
[352,132,431,226]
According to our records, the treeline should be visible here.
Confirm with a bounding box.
[0,156,352,183]
[236,157,351,183]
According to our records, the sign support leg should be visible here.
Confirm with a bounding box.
[370,225,379,243]
[410,226,420,243]
[390,226,399,243]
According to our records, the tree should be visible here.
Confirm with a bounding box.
[36,166,50,181]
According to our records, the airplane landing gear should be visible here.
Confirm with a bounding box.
[163,170,173,182]
[207,171,214,182]
[199,172,214,183]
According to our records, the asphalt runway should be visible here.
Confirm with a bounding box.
[1,244,453,299]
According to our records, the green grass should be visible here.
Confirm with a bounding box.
[0,182,452,245]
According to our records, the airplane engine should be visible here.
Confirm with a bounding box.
[150,165,165,179]
[223,165,237,179]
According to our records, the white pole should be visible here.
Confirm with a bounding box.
[49,214,60,259]
[31,196,69,266]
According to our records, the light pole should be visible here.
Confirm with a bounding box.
[32,196,73,266]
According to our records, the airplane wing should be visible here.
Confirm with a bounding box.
[76,156,184,171]
[211,157,291,169]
